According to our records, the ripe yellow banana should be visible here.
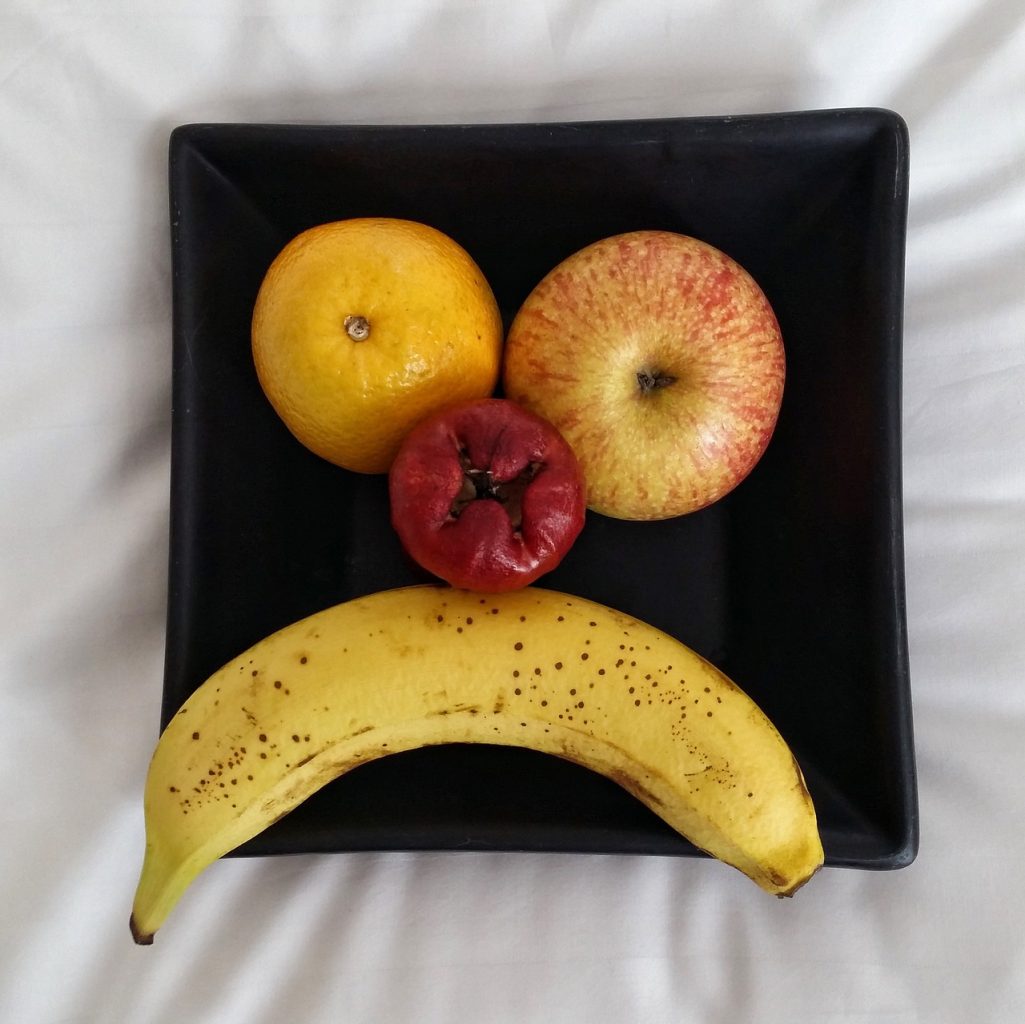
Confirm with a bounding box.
[131,586,822,943]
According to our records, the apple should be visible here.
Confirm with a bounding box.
[502,231,785,520]
[389,398,586,591]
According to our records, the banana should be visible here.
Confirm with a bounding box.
[131,586,822,943]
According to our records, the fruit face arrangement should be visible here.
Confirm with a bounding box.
[131,219,820,944]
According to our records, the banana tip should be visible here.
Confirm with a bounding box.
[130,913,154,946]
[777,862,823,898]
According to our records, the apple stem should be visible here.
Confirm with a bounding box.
[344,315,371,341]
[636,369,677,394]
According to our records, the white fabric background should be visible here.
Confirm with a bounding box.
[2,1,1024,1021]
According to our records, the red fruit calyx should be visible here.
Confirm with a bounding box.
[389,399,586,592]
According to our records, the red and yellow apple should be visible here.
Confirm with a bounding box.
[389,398,586,591]
[503,231,785,520]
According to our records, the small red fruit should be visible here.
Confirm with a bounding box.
[389,398,586,591]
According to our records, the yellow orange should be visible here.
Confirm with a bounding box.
[252,218,502,473]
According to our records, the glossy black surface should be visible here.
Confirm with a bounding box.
[165,110,916,868]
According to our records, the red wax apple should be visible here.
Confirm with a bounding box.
[503,231,785,520]
[389,399,586,591]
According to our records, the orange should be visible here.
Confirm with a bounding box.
[252,218,503,473]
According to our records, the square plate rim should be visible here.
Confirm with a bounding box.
[164,107,918,871]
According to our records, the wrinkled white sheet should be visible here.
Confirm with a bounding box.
[2,1,1025,1021]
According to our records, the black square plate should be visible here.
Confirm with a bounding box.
[165,110,916,869]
